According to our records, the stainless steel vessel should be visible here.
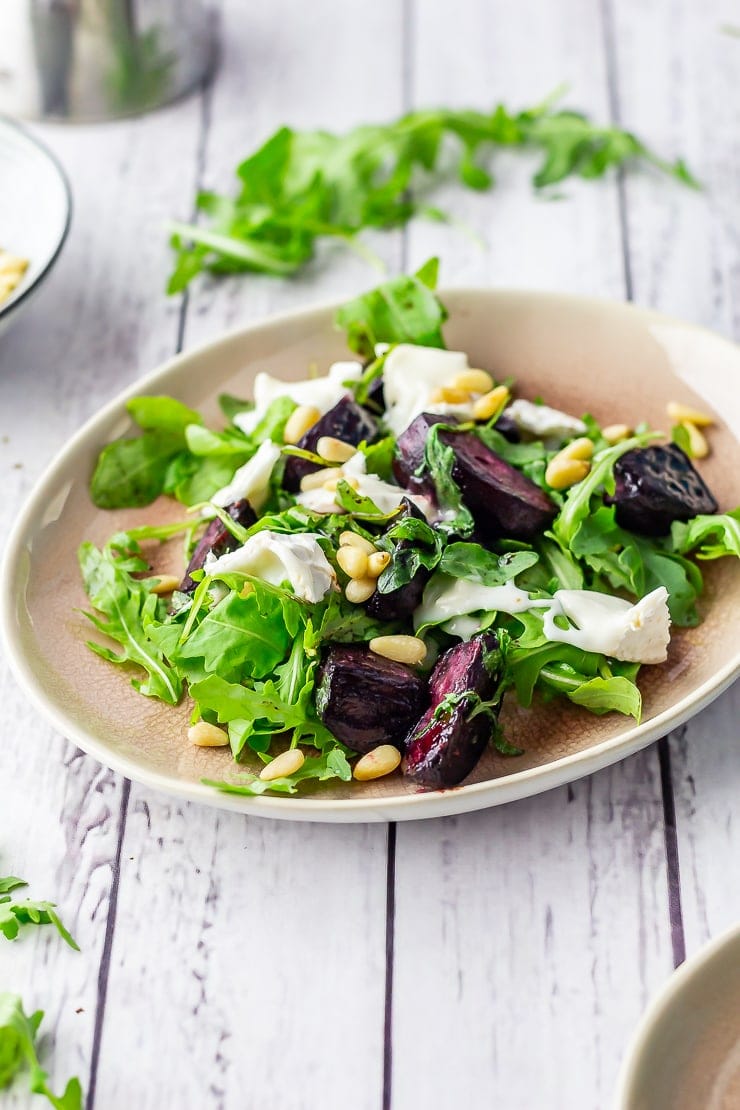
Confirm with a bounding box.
[0,0,216,121]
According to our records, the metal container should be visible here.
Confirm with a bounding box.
[0,0,216,121]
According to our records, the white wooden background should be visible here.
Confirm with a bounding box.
[1,1,739,1107]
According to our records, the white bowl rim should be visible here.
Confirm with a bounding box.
[614,922,740,1110]
[1,287,738,822]
[0,115,73,322]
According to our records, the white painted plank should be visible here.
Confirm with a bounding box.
[392,2,674,1108]
[0,97,202,1103]
[92,1,402,1106]
[608,0,740,953]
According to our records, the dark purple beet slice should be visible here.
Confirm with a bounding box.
[393,412,455,495]
[315,645,428,754]
[606,443,718,536]
[179,500,256,592]
[366,375,385,413]
[365,499,431,622]
[403,633,503,789]
[393,413,556,541]
[283,396,378,492]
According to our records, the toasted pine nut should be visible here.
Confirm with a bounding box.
[323,474,360,492]
[545,456,591,490]
[366,551,391,578]
[188,722,230,748]
[337,545,369,579]
[283,404,321,444]
[439,385,472,404]
[472,385,511,422]
[316,436,357,463]
[339,531,377,555]
[353,744,402,781]
[369,634,427,665]
[560,436,594,461]
[602,423,632,444]
[300,465,340,491]
[345,577,376,604]
[681,420,710,459]
[449,368,494,394]
[667,401,713,427]
[150,574,180,595]
[259,748,305,781]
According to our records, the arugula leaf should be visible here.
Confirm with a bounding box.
[0,893,78,949]
[167,95,694,290]
[90,397,202,509]
[204,746,352,796]
[0,994,82,1110]
[423,423,475,537]
[334,260,447,359]
[78,536,183,704]
[438,544,539,586]
[670,510,740,560]
[375,515,444,592]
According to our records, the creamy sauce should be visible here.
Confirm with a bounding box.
[206,531,336,603]
[415,575,671,665]
[233,360,363,434]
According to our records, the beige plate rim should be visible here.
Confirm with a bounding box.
[2,288,739,823]
[614,922,740,1109]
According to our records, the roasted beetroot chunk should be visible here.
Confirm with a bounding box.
[607,443,718,536]
[316,645,428,754]
[393,412,453,495]
[282,396,378,492]
[179,500,256,592]
[393,413,556,541]
[403,633,503,789]
[365,499,431,622]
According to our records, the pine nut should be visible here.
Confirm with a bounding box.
[337,545,369,579]
[472,385,511,421]
[188,722,230,748]
[560,436,594,461]
[545,456,591,490]
[283,404,321,444]
[449,368,495,394]
[339,531,377,555]
[322,474,359,491]
[602,423,632,444]
[667,401,713,427]
[353,745,402,781]
[150,574,181,595]
[345,577,376,604]
[369,635,427,665]
[316,436,357,463]
[681,420,710,459]
[366,551,391,578]
[300,465,340,491]
[439,385,472,404]
[259,748,305,781]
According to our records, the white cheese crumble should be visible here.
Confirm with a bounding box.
[233,361,363,435]
[506,399,587,442]
[381,344,480,435]
[206,531,336,603]
[207,440,281,513]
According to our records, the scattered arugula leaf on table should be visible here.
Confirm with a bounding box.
[0,876,78,949]
[167,92,696,291]
[0,994,82,1110]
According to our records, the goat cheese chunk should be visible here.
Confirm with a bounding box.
[382,344,479,435]
[206,531,336,603]
[207,440,280,513]
[234,361,363,434]
[296,452,433,520]
[507,399,587,441]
